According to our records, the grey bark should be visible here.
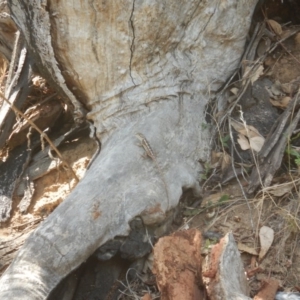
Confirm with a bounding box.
[0,0,258,298]
[0,1,16,61]
[208,233,252,300]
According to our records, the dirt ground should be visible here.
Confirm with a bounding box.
[0,0,300,299]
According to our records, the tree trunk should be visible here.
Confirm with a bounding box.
[0,0,258,298]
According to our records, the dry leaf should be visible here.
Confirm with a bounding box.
[240,126,260,138]
[230,120,256,136]
[264,56,275,67]
[231,120,261,138]
[265,182,294,197]
[32,75,46,88]
[211,151,230,169]
[237,134,264,153]
[231,120,260,137]
[221,152,231,171]
[211,151,231,170]
[230,87,239,95]
[249,136,265,152]
[250,65,264,84]
[242,66,252,85]
[270,96,291,109]
[232,120,265,152]
[281,83,294,94]
[238,242,258,256]
[295,32,300,46]
[211,150,222,166]
[237,134,250,150]
[259,226,274,261]
[270,81,283,96]
[281,79,300,95]
[231,119,245,132]
[246,125,262,137]
[267,19,282,36]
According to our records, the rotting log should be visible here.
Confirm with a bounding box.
[0,1,258,298]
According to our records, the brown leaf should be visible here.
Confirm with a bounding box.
[211,151,227,169]
[264,182,294,197]
[221,152,231,171]
[281,79,300,95]
[238,242,258,255]
[267,19,282,36]
[243,65,264,85]
[211,151,220,166]
[250,65,264,84]
[295,32,300,47]
[270,96,291,109]
[231,120,262,138]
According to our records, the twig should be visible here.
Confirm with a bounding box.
[0,91,79,182]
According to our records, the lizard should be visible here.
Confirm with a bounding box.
[135,133,169,210]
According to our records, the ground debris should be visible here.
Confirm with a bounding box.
[152,229,204,300]
[253,278,279,300]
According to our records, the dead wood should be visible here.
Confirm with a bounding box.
[248,91,300,193]
[0,1,259,299]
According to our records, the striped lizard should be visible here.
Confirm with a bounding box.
[135,133,169,210]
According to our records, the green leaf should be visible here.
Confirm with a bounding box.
[287,148,300,158]
[201,123,209,130]
[221,135,230,148]
[200,174,207,180]
[295,157,300,166]
[218,194,229,203]
[183,208,201,216]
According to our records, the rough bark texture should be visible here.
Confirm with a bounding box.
[153,229,204,299]
[0,1,16,61]
[0,0,258,298]
[206,233,251,300]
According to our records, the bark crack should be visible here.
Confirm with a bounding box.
[176,0,202,47]
[195,0,219,41]
[32,2,87,122]
[129,0,136,86]
[176,0,217,47]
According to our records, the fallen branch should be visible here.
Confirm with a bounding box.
[248,91,300,193]
[0,91,79,182]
